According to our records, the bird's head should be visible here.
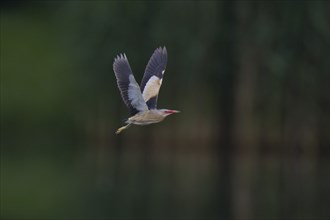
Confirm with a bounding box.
[159,109,180,117]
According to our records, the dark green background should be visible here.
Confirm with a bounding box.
[1,1,329,220]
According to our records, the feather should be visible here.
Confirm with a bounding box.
[140,46,167,109]
[113,53,148,115]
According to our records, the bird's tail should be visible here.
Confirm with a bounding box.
[115,123,131,135]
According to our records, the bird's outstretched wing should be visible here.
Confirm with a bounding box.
[113,54,148,116]
[140,46,167,109]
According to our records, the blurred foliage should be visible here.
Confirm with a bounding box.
[1,1,329,220]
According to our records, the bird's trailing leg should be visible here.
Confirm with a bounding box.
[115,123,131,134]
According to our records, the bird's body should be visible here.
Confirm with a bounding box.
[113,46,179,134]
[127,109,178,125]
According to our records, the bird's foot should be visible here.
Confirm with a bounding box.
[115,124,131,134]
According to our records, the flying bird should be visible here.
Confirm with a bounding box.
[113,46,179,134]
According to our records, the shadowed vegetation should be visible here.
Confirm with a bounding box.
[1,1,329,220]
